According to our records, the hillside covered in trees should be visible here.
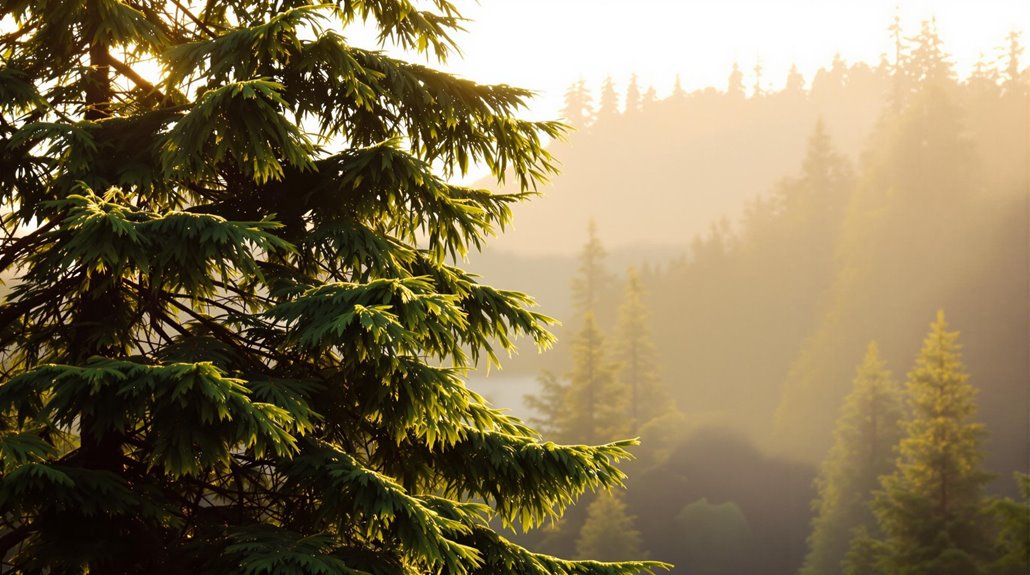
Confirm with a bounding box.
[471,21,1029,575]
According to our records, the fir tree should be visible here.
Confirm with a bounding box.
[727,62,745,98]
[564,312,624,444]
[562,79,595,130]
[801,342,904,575]
[598,76,620,120]
[575,492,645,561]
[570,219,612,318]
[0,3,668,575]
[624,74,641,115]
[614,267,670,433]
[785,63,806,95]
[871,311,993,575]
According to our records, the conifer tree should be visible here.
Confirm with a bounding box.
[990,473,1030,575]
[672,74,686,98]
[0,3,667,574]
[570,219,611,318]
[624,74,641,115]
[870,312,993,575]
[575,492,645,561]
[801,342,904,575]
[785,63,806,95]
[598,76,620,120]
[614,268,670,433]
[562,79,594,130]
[564,312,624,444]
[727,62,745,98]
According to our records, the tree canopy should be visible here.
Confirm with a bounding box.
[0,2,668,574]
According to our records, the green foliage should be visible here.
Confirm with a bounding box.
[575,492,645,561]
[674,498,751,575]
[614,267,672,434]
[802,342,903,575]
[989,473,1030,575]
[868,312,993,575]
[0,2,668,574]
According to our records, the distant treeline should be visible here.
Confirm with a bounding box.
[476,21,1029,575]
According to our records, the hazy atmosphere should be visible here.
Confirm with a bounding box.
[454,2,1030,574]
[1,1,1027,575]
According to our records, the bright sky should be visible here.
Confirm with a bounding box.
[371,0,1028,121]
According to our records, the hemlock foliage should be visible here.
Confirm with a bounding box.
[0,2,669,574]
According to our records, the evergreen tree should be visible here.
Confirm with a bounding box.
[801,342,904,575]
[614,267,670,433]
[0,3,667,575]
[570,219,611,318]
[575,492,645,561]
[727,62,745,98]
[564,312,624,444]
[624,74,641,115]
[871,312,993,575]
[672,74,686,98]
[785,63,806,95]
[598,76,620,120]
[562,79,595,130]
[990,473,1030,575]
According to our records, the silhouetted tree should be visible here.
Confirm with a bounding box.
[563,78,595,129]
[599,76,620,119]
[625,74,642,115]
[727,62,746,97]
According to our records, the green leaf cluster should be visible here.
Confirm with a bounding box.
[0,2,667,574]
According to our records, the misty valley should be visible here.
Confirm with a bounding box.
[1,3,1026,575]
[468,21,1028,575]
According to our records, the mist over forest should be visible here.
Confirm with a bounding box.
[468,20,1029,575]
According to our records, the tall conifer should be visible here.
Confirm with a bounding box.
[0,3,666,574]
[614,268,670,433]
[870,312,993,575]
[801,342,903,575]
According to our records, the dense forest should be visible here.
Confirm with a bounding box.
[471,21,1030,575]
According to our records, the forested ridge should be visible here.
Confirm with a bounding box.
[472,21,1029,575]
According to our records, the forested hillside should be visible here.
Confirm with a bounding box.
[472,23,1029,575]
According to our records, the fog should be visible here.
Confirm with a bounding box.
[465,13,1029,575]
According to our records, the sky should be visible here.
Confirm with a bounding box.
[352,0,1028,121]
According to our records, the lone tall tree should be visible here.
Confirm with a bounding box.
[0,3,665,575]
[871,311,993,575]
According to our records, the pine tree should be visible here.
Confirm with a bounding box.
[570,219,611,318]
[871,311,993,575]
[614,268,670,433]
[727,62,745,98]
[598,76,620,120]
[785,63,806,95]
[0,3,668,575]
[575,492,645,561]
[562,79,595,130]
[624,74,641,115]
[564,312,624,444]
[801,342,904,575]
